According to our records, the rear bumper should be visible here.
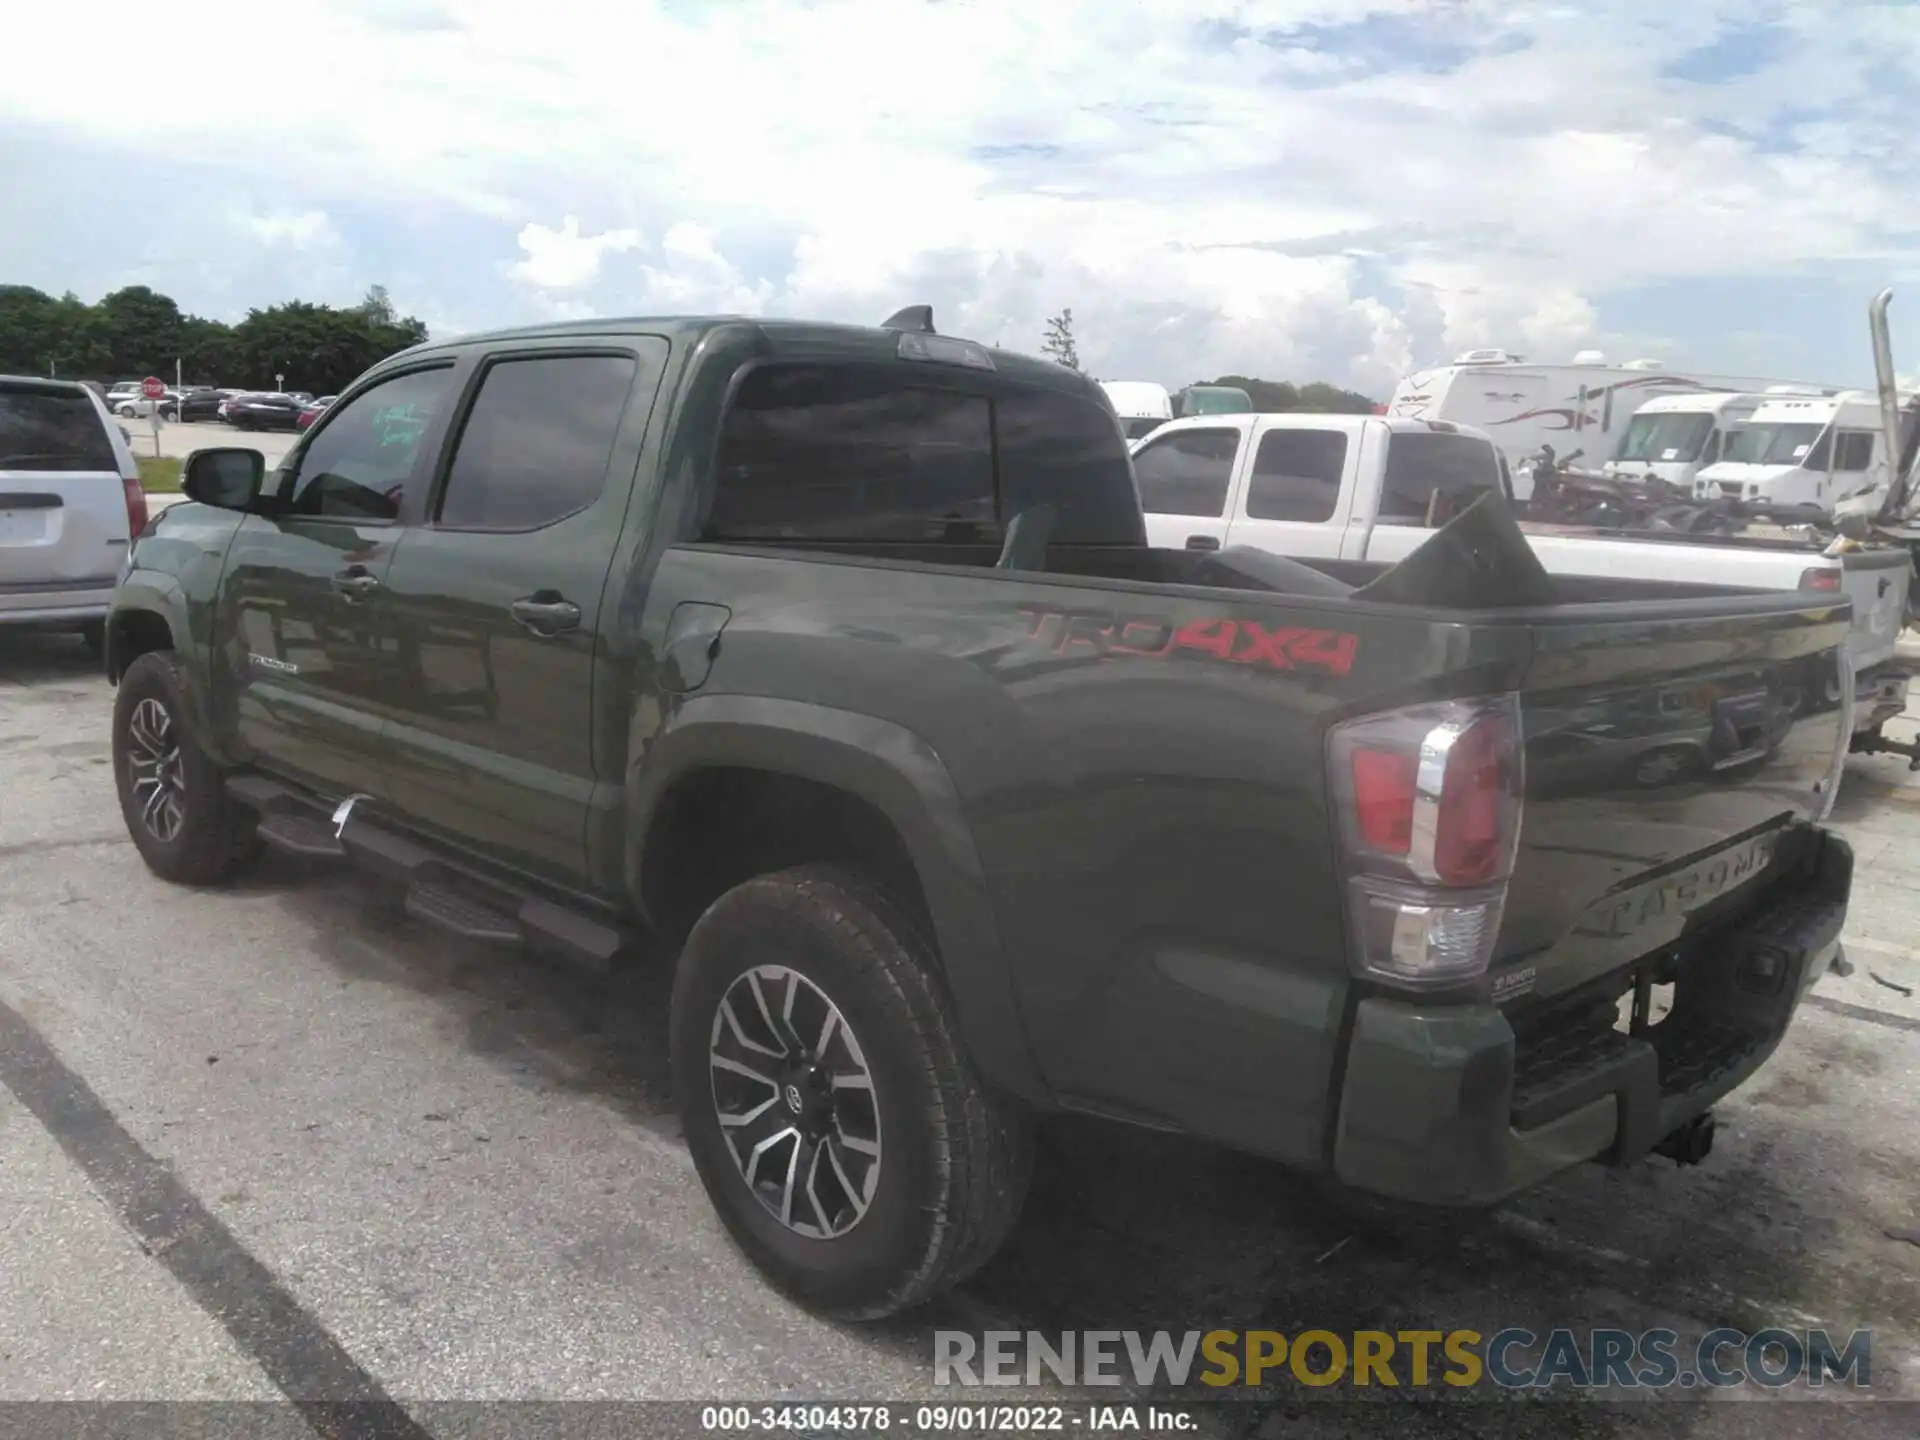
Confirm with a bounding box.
[1853,664,1911,733]
[1331,826,1851,1205]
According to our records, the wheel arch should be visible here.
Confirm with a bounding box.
[629,694,1047,1104]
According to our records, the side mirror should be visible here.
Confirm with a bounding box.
[182,448,267,511]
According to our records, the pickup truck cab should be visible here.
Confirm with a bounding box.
[1137,410,1915,748]
[107,310,1854,1320]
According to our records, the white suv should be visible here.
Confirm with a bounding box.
[0,376,146,654]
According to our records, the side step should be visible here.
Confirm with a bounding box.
[255,812,347,860]
[226,773,629,975]
[405,882,522,946]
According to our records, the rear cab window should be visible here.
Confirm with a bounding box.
[1378,430,1505,526]
[706,363,1142,547]
[0,384,118,473]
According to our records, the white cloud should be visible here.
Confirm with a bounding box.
[508,215,643,290]
[2,0,1917,391]
[242,208,339,252]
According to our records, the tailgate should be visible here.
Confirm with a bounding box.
[0,469,129,609]
[1501,597,1849,1004]
[1837,547,1910,671]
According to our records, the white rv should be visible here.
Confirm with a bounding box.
[1098,381,1174,442]
[1386,349,1838,498]
[1692,389,1920,512]
[1601,389,1830,491]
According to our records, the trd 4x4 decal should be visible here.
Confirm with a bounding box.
[1016,604,1357,677]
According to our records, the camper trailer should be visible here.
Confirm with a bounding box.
[1387,349,1837,497]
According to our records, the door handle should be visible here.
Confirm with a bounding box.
[511,593,581,637]
[332,568,381,601]
[1185,534,1222,551]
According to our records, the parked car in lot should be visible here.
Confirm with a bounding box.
[170,387,227,423]
[104,382,148,417]
[296,395,336,429]
[104,308,1854,1321]
[224,392,306,431]
[2,375,146,653]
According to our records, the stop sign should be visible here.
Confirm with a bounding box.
[141,375,166,400]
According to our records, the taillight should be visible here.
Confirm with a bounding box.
[1798,567,1842,592]
[123,476,149,539]
[1328,695,1523,986]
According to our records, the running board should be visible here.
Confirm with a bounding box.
[224,774,628,974]
[255,812,348,860]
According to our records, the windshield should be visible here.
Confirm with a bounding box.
[1614,411,1714,463]
[1723,422,1825,466]
[1121,417,1164,441]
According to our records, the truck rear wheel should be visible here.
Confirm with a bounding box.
[670,864,1031,1319]
[111,652,261,885]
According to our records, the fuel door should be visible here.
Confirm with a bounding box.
[661,601,731,693]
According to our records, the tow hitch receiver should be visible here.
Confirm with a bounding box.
[1653,1112,1717,1166]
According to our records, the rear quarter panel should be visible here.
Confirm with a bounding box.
[633,544,1531,1163]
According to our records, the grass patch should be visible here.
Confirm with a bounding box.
[138,456,183,493]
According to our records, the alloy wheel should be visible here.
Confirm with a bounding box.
[126,697,187,843]
[708,964,881,1240]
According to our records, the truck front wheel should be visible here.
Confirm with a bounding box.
[670,863,1031,1320]
[111,652,261,885]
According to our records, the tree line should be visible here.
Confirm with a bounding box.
[0,283,430,396]
[1040,307,1380,413]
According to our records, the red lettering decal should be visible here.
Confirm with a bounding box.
[1232,621,1307,669]
[1112,619,1175,657]
[1017,603,1058,641]
[1174,619,1239,658]
[1287,630,1359,676]
[1060,613,1114,654]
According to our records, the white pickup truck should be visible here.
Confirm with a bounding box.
[1133,410,1915,740]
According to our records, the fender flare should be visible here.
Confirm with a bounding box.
[105,583,233,765]
[627,693,1048,1105]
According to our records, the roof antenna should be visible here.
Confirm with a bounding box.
[881,306,936,334]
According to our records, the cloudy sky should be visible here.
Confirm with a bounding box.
[4,0,1918,398]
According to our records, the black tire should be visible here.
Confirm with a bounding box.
[112,651,261,885]
[671,864,1031,1320]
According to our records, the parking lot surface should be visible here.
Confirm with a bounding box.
[3,628,1920,1436]
[126,417,302,467]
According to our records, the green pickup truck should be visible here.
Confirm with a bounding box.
[105,307,1855,1320]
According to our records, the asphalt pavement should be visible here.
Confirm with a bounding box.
[3,628,1920,1438]
[126,417,302,468]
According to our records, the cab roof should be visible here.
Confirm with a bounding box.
[388,312,1105,403]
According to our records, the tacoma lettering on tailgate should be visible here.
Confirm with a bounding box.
[1017,604,1358,677]
[1575,834,1776,940]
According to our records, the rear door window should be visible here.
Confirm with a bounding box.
[1245,429,1346,522]
[1130,428,1240,517]
[436,354,637,530]
[709,366,996,541]
[0,386,116,472]
[1378,431,1505,523]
